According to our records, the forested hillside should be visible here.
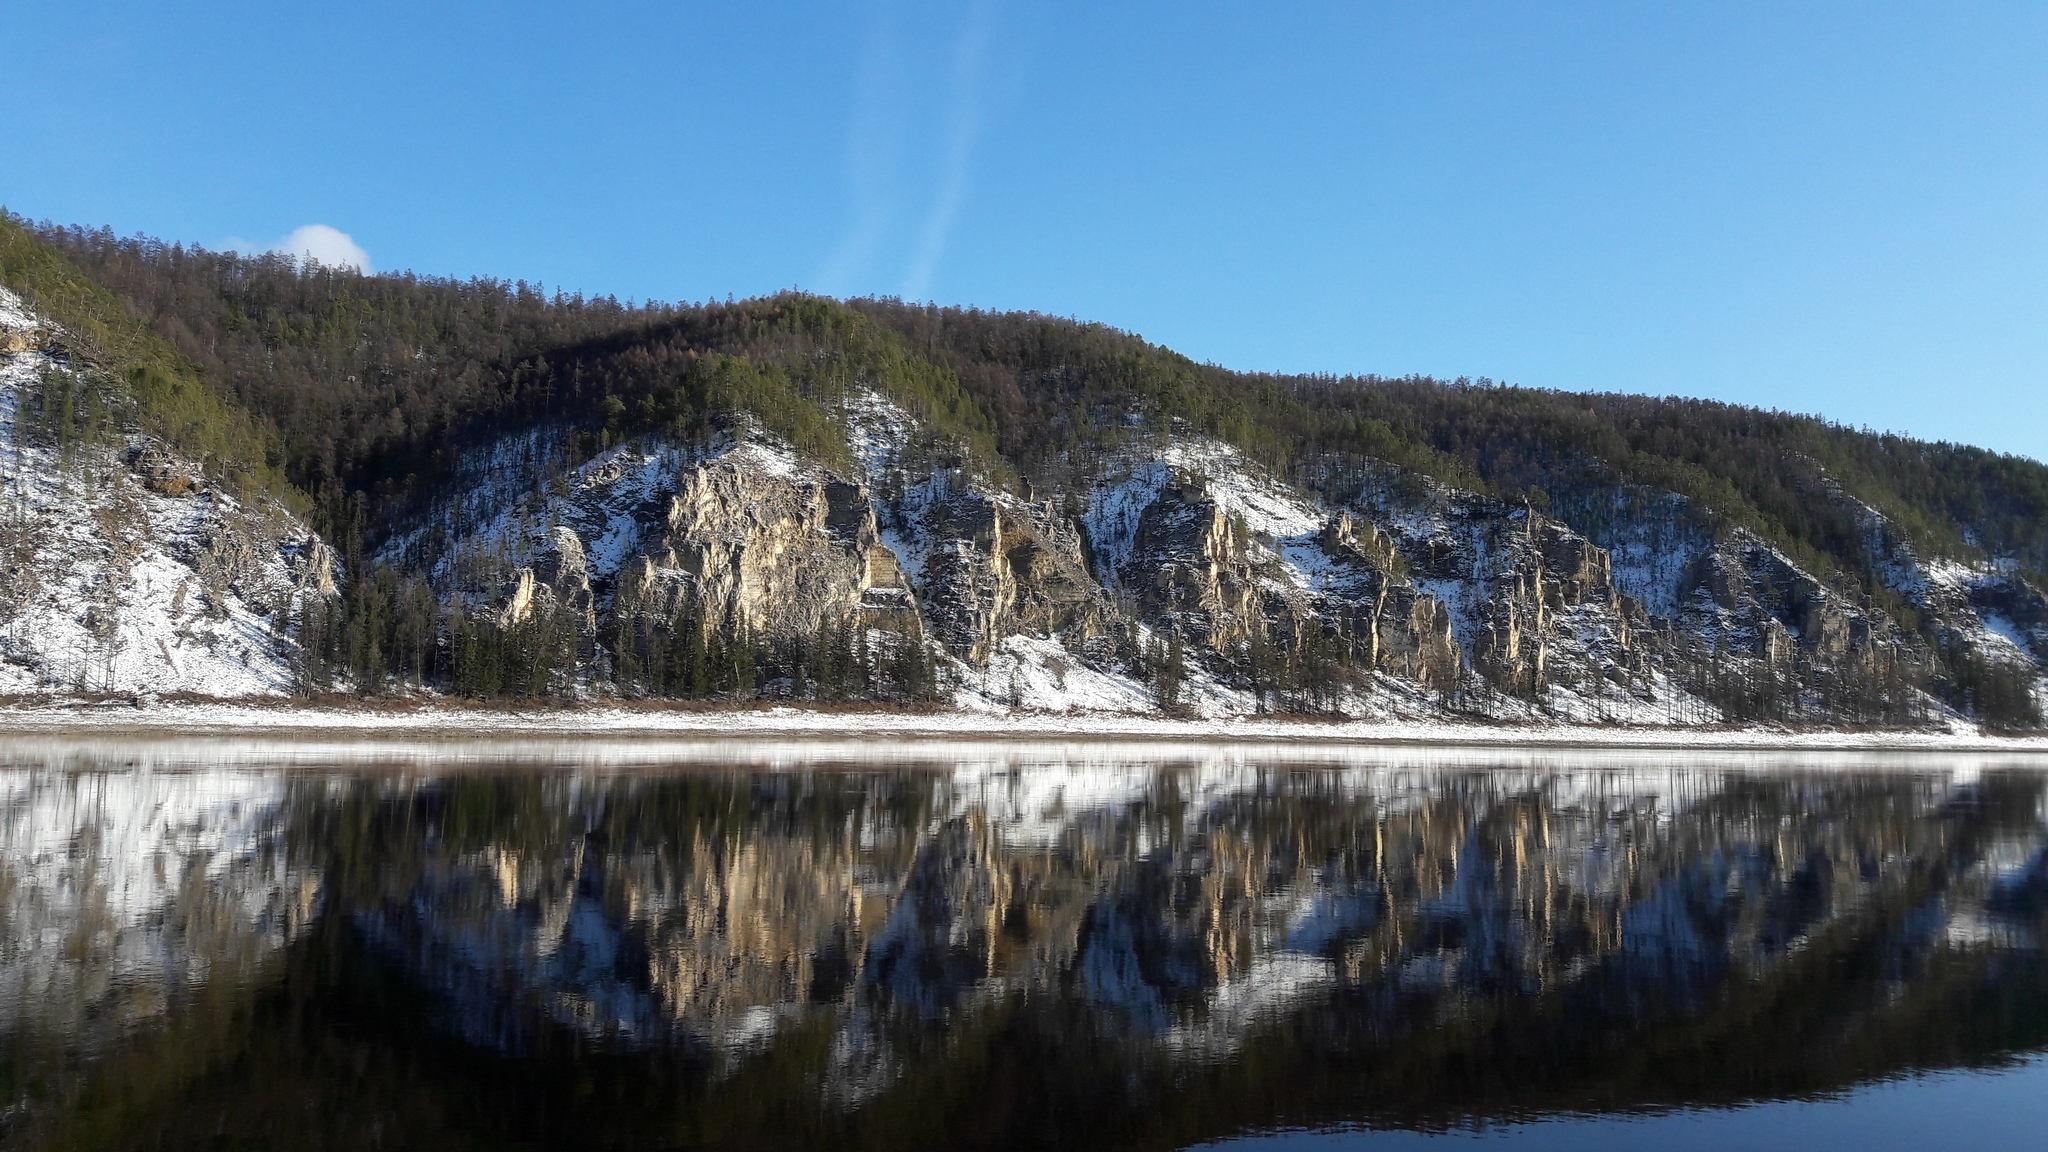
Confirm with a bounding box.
[32,221,2048,584]
[5,215,2045,728]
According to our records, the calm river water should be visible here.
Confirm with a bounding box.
[2,737,2046,1150]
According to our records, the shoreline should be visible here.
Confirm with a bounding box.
[4,699,2048,755]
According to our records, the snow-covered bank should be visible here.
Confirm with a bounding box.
[3,699,2046,756]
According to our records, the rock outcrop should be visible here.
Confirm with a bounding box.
[1967,575,2048,662]
[908,476,1111,662]
[348,401,2044,723]
[621,456,890,640]
[1681,530,1900,673]
[1353,471,1655,701]
[1461,513,1653,696]
[1119,477,1271,652]
[435,441,926,679]
[1310,512,1462,688]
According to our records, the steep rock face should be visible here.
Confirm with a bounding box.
[1088,455,1468,693]
[0,288,334,695]
[1355,468,1652,699]
[1464,513,1654,696]
[495,525,598,660]
[424,437,922,665]
[1307,512,1462,688]
[622,454,898,641]
[1120,477,1273,652]
[903,474,1112,662]
[1681,530,1899,672]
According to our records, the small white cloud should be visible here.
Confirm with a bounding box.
[269,224,373,273]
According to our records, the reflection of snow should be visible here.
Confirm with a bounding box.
[0,766,317,1044]
[4,736,2039,1102]
[1161,953,1333,1063]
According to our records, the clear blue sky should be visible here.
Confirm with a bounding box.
[5,2,2044,459]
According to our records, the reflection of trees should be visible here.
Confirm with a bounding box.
[6,760,2047,1150]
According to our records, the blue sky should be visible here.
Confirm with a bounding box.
[5,2,2045,460]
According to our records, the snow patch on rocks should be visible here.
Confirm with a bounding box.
[1084,437,1327,591]
[843,388,915,485]
[399,429,815,598]
[949,633,1156,715]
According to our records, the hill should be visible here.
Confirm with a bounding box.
[4,215,2044,728]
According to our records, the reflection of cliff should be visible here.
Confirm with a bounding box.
[316,763,2048,1084]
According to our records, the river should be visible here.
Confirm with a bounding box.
[3,738,2045,1149]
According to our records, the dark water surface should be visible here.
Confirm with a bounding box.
[3,738,2047,1151]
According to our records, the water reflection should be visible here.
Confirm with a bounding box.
[3,741,2047,1149]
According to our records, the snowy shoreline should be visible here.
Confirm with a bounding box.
[3,699,2047,756]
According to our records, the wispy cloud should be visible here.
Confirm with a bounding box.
[903,0,995,301]
[814,1,997,301]
[227,224,373,273]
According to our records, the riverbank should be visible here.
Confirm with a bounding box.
[4,698,2047,754]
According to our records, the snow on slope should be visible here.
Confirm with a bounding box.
[1084,438,1329,590]
[1579,488,1711,620]
[843,388,939,595]
[1852,498,2048,706]
[949,634,1158,715]
[843,388,915,485]
[0,288,330,696]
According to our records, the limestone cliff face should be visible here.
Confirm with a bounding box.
[907,476,1112,662]
[450,440,922,673]
[1354,467,1654,700]
[1120,478,1270,652]
[390,409,2041,722]
[1087,465,1472,693]
[1311,512,1462,688]
[1463,513,1652,696]
[495,525,597,661]
[621,456,895,640]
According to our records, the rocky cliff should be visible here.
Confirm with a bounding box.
[358,377,2044,728]
[1,274,2042,726]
